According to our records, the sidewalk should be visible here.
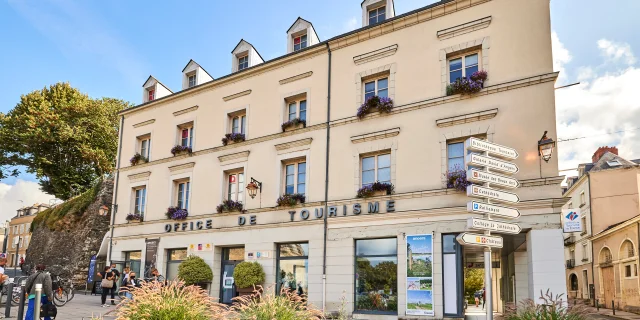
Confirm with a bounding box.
[1,293,118,320]
[591,308,640,320]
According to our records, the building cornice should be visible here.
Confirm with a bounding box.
[589,215,640,241]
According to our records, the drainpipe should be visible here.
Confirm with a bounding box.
[322,42,332,314]
[587,172,595,305]
[107,115,125,264]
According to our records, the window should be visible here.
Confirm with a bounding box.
[368,6,386,25]
[582,243,588,260]
[570,249,575,260]
[355,238,398,313]
[227,171,245,203]
[361,153,390,187]
[580,191,586,206]
[166,248,188,281]
[231,115,246,134]
[606,160,621,167]
[284,160,306,195]
[176,181,191,210]
[187,73,197,88]
[447,142,465,172]
[364,77,388,101]
[287,100,307,122]
[276,243,309,295]
[147,89,155,101]
[134,187,147,215]
[238,55,249,71]
[580,216,587,234]
[449,53,479,82]
[621,241,635,259]
[569,274,578,290]
[19,224,23,234]
[124,251,142,276]
[180,127,194,148]
[139,136,151,159]
[293,34,307,51]
[623,264,637,278]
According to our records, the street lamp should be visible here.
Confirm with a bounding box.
[98,205,110,216]
[246,178,262,199]
[537,131,556,163]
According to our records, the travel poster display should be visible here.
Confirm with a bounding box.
[406,234,434,316]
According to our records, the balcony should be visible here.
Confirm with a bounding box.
[564,235,576,246]
[566,259,575,269]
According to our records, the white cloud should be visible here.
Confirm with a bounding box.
[344,17,358,32]
[576,66,595,82]
[0,180,56,223]
[552,31,572,84]
[597,39,636,65]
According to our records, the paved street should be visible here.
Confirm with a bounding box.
[1,292,118,320]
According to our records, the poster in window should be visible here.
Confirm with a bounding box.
[144,238,160,278]
[406,234,434,316]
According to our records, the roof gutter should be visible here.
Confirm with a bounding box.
[322,42,332,315]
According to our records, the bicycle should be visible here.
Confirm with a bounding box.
[51,274,70,307]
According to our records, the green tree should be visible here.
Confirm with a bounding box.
[0,82,131,199]
[178,255,214,286]
[464,268,484,301]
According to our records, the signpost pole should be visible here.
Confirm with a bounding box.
[482,149,493,320]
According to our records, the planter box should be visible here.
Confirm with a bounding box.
[174,151,191,156]
[127,219,142,223]
[283,122,305,132]
[373,190,389,197]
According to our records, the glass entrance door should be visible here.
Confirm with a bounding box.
[220,247,244,304]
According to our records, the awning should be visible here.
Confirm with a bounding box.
[96,232,110,258]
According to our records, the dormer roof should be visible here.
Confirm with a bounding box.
[142,75,173,93]
[181,59,213,79]
[287,17,315,34]
[231,39,264,61]
[361,0,396,27]
[286,17,320,53]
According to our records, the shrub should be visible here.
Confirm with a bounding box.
[216,200,244,213]
[125,213,143,222]
[129,153,148,166]
[446,71,487,96]
[31,180,103,232]
[222,133,246,146]
[445,166,472,192]
[504,290,590,320]
[166,207,189,220]
[115,280,229,320]
[276,193,306,207]
[281,118,307,132]
[177,255,214,286]
[356,96,393,119]
[233,261,265,289]
[230,286,325,320]
[356,181,394,198]
[171,145,192,156]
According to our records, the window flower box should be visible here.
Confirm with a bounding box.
[216,200,244,213]
[276,193,305,207]
[356,181,395,198]
[446,70,487,96]
[166,206,189,220]
[357,96,394,119]
[445,168,472,192]
[125,213,143,223]
[222,133,246,146]
[281,118,306,132]
[171,145,192,156]
[129,153,148,166]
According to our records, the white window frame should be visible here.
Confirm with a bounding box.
[447,51,481,83]
[147,88,155,101]
[134,186,147,216]
[363,76,389,101]
[293,34,308,52]
[368,5,386,25]
[138,135,151,159]
[580,191,586,206]
[623,263,637,279]
[226,170,245,203]
[582,243,588,260]
[187,73,197,88]
[231,115,246,134]
[238,55,249,70]
[178,124,194,148]
[360,152,391,187]
[283,159,307,195]
[286,99,307,122]
[175,180,191,210]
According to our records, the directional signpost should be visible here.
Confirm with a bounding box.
[458,138,522,320]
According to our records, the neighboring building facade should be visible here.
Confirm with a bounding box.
[0,220,9,255]
[563,147,640,309]
[109,0,566,318]
[7,204,49,267]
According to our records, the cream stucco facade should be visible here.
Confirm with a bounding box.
[109,0,567,318]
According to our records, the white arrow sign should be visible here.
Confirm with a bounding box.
[456,232,504,248]
[467,169,520,189]
[466,137,519,160]
[467,154,519,174]
[467,201,521,219]
[467,185,520,203]
[467,217,521,234]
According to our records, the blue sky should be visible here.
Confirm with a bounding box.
[1,0,639,219]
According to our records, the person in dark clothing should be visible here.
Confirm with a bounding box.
[110,263,121,303]
[482,287,486,309]
[25,264,53,320]
[98,266,116,307]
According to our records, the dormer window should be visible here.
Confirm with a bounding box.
[187,73,196,88]
[238,55,249,70]
[142,76,172,103]
[293,34,307,51]
[369,6,386,25]
[147,89,155,101]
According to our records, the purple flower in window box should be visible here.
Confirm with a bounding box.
[125,213,143,222]
[221,133,246,146]
[356,181,395,198]
[166,206,189,220]
[444,165,472,192]
[276,193,306,207]
[356,96,394,119]
[446,70,488,96]
[171,145,192,156]
[130,153,148,166]
[281,118,307,132]
[216,200,244,213]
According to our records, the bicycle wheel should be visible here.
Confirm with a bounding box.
[66,287,75,302]
[11,290,22,305]
[53,288,69,307]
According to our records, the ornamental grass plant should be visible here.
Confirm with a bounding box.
[230,286,325,320]
[504,290,590,320]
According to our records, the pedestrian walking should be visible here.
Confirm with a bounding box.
[121,267,131,286]
[25,264,53,320]
[482,287,486,309]
[474,291,480,307]
[0,257,8,288]
[97,266,116,307]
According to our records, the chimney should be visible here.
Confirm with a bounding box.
[592,146,618,163]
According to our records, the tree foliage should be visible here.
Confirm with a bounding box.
[464,268,485,301]
[178,255,214,286]
[0,83,131,199]
[233,261,265,289]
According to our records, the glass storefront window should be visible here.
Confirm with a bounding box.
[355,238,398,313]
[276,243,309,296]
[166,248,187,280]
[221,247,245,304]
[125,251,142,276]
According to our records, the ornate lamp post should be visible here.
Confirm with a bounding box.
[246,178,263,208]
[537,131,556,163]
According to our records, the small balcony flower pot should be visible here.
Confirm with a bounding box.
[356,182,395,198]
[216,200,244,214]
[281,118,306,132]
[171,145,193,156]
[276,193,306,207]
[222,133,246,146]
[444,167,471,192]
[129,153,148,166]
[125,213,143,223]
[357,96,394,119]
[166,207,189,220]
[446,70,488,96]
